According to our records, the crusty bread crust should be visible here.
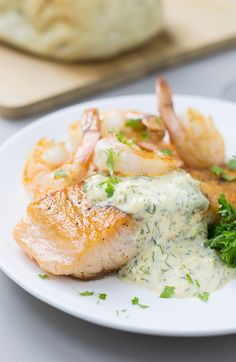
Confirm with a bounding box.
[0,0,163,61]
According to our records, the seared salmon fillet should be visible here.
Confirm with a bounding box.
[13,185,138,279]
[186,168,236,216]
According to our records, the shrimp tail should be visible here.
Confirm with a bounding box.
[157,77,173,109]
[74,108,101,166]
[157,77,185,146]
[157,77,225,169]
[81,108,101,133]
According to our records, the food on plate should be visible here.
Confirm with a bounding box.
[69,110,166,153]
[185,167,236,218]
[85,171,236,297]
[157,77,236,219]
[206,194,236,268]
[93,136,176,177]
[0,0,163,61]
[158,77,225,168]
[23,108,101,197]
[14,77,236,299]
[13,185,138,279]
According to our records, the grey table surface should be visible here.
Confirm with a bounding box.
[1,48,236,362]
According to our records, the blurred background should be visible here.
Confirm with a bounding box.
[0,0,236,120]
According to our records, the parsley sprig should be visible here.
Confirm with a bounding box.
[131,296,149,309]
[125,118,144,130]
[140,131,150,141]
[98,293,107,300]
[160,285,175,298]
[99,149,120,198]
[105,148,119,177]
[211,165,236,182]
[99,176,119,198]
[38,274,48,279]
[115,132,135,147]
[205,193,236,267]
[197,292,209,302]
[78,291,107,301]
[108,129,135,147]
[79,291,94,296]
[161,148,173,156]
[185,274,200,288]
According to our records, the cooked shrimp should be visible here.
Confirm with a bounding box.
[157,77,225,168]
[93,135,176,176]
[23,108,101,197]
[69,110,166,152]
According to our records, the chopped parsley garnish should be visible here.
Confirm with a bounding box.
[140,265,150,275]
[54,169,68,179]
[185,274,200,287]
[195,279,200,288]
[211,165,235,182]
[115,132,135,147]
[140,131,150,141]
[197,292,209,302]
[154,116,161,124]
[125,118,144,130]
[205,193,236,267]
[116,309,129,317]
[160,285,175,298]
[105,149,120,177]
[227,156,236,171]
[79,291,94,296]
[99,176,119,198]
[38,274,48,279]
[131,296,149,309]
[98,293,107,300]
[108,129,135,147]
[99,149,120,198]
[185,273,193,284]
[161,148,173,156]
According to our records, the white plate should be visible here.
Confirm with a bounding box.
[1,94,236,337]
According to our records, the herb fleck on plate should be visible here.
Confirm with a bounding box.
[131,296,149,309]
[79,291,94,296]
[160,285,175,298]
[38,273,48,279]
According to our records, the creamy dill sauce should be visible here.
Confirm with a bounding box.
[85,171,236,298]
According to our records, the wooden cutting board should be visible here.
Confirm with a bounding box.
[1,0,236,118]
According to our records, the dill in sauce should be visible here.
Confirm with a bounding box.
[84,171,236,298]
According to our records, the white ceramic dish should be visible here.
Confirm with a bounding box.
[0,94,236,337]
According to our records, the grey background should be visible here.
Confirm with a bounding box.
[1,47,236,362]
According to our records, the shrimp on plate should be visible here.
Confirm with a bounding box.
[156,77,236,215]
[93,135,177,176]
[69,110,166,153]
[14,117,176,279]
[157,77,225,169]
[23,108,101,197]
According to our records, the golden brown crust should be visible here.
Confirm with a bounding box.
[185,167,236,216]
[14,185,138,279]
[28,185,133,254]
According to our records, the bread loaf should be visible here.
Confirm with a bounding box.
[0,0,163,61]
